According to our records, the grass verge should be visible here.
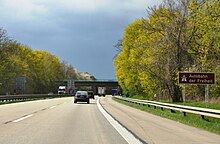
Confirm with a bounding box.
[129,95,220,110]
[159,100,220,110]
[113,97,220,134]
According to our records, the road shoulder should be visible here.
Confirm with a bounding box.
[100,96,220,144]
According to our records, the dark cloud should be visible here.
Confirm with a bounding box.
[0,0,162,79]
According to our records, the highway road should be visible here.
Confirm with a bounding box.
[0,97,127,144]
[0,96,219,144]
[101,96,220,144]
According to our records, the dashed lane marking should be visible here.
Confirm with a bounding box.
[49,106,57,109]
[13,114,33,123]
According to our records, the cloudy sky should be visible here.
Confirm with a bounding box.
[0,0,163,79]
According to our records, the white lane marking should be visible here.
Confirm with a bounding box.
[97,98,142,144]
[13,114,33,123]
[72,99,75,104]
[50,106,57,109]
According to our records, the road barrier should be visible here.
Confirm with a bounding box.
[0,94,71,102]
[115,97,220,119]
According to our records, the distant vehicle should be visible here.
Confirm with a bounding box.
[58,86,68,95]
[111,89,117,96]
[88,91,94,99]
[47,92,54,95]
[98,87,106,97]
[74,91,90,104]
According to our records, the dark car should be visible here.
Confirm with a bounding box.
[88,91,94,99]
[74,91,90,104]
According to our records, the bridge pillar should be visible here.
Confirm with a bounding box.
[92,86,97,95]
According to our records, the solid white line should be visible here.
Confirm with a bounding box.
[13,114,33,123]
[50,106,57,109]
[97,98,142,144]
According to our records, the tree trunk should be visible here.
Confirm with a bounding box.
[172,83,182,102]
[167,81,182,102]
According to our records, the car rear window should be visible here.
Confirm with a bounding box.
[76,91,88,96]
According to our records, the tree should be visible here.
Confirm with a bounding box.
[187,0,220,98]
[114,0,220,102]
[0,28,96,94]
[30,50,62,93]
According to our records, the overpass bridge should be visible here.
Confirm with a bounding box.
[56,79,121,95]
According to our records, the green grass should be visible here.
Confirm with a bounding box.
[174,102,220,110]
[113,97,220,134]
[128,96,220,110]
[157,100,220,110]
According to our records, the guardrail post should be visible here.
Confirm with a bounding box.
[201,115,205,119]
[171,109,176,113]
[183,112,186,117]
[154,106,156,109]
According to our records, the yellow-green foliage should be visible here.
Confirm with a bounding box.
[114,0,220,101]
[0,28,91,94]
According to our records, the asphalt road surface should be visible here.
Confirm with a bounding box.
[0,96,220,144]
[0,97,127,144]
[101,96,220,144]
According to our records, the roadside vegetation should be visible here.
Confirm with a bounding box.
[114,0,220,103]
[164,101,220,110]
[0,28,95,95]
[113,97,220,134]
[127,94,220,110]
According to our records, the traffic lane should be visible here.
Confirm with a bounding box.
[0,98,127,144]
[100,96,220,144]
[0,97,72,124]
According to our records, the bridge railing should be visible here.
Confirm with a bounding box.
[115,97,220,119]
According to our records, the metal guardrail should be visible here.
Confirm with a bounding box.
[115,97,220,119]
[0,94,72,102]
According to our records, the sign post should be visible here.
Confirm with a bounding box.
[183,84,186,105]
[178,72,215,105]
[205,85,209,107]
